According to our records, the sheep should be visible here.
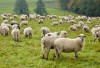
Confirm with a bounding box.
[41,32,59,60]
[11,27,20,41]
[53,34,86,60]
[79,21,84,27]
[60,31,67,38]
[20,21,28,26]
[39,19,44,24]
[24,27,33,39]
[11,20,18,25]
[91,27,100,36]
[41,27,50,37]
[83,25,90,32]
[94,31,100,42]
[29,14,36,21]
[59,19,63,24]
[52,22,58,26]
[10,17,14,21]
[13,15,18,18]
[86,20,91,24]
[69,25,77,31]
[20,15,26,21]
[1,25,9,36]
[3,20,9,24]
[12,24,20,29]
[70,20,76,24]
[2,16,7,20]
[93,24,100,28]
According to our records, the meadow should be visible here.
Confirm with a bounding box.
[0,0,100,68]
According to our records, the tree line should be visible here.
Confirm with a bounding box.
[56,0,100,17]
[14,0,48,15]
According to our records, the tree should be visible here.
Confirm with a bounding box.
[35,0,48,16]
[14,0,29,14]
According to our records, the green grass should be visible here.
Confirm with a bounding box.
[0,0,100,68]
[0,15,100,68]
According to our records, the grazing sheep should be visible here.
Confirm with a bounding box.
[12,24,20,29]
[20,21,28,26]
[10,17,14,21]
[39,19,44,24]
[1,26,9,36]
[41,27,50,37]
[52,22,58,26]
[70,20,76,24]
[60,31,67,38]
[13,15,18,18]
[93,24,100,28]
[11,28,20,41]
[11,20,18,25]
[79,21,84,27]
[24,27,33,39]
[86,20,91,24]
[53,34,86,60]
[69,25,77,31]
[83,25,89,32]
[94,31,100,42]
[20,15,26,21]
[59,19,63,24]
[3,20,9,24]
[91,27,100,36]
[41,32,59,60]
[29,14,36,21]
[2,16,7,20]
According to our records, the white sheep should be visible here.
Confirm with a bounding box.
[83,25,89,32]
[94,31,100,42]
[20,21,28,26]
[11,27,20,41]
[60,31,67,38]
[11,20,18,25]
[41,27,50,37]
[52,22,58,26]
[13,15,18,18]
[59,19,63,24]
[3,20,9,24]
[91,27,100,36]
[12,24,20,29]
[53,34,86,60]
[24,27,33,39]
[39,19,44,24]
[1,25,9,36]
[41,32,59,60]
[10,17,14,21]
[69,25,77,31]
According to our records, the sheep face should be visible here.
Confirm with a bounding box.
[78,34,86,42]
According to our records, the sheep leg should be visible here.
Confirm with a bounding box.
[58,53,61,60]
[42,45,45,59]
[94,37,97,42]
[75,52,78,58]
[46,49,50,60]
[53,48,58,60]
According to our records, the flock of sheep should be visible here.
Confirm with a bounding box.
[0,13,100,60]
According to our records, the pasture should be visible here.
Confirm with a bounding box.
[0,0,100,68]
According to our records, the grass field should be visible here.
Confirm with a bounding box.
[0,0,100,68]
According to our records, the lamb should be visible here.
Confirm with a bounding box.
[52,22,58,26]
[53,34,86,60]
[1,25,9,36]
[11,27,20,41]
[39,19,44,24]
[94,31,100,42]
[24,27,33,39]
[83,25,89,32]
[69,25,77,31]
[41,32,59,60]
[20,21,28,26]
[41,27,50,37]
[60,31,67,38]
